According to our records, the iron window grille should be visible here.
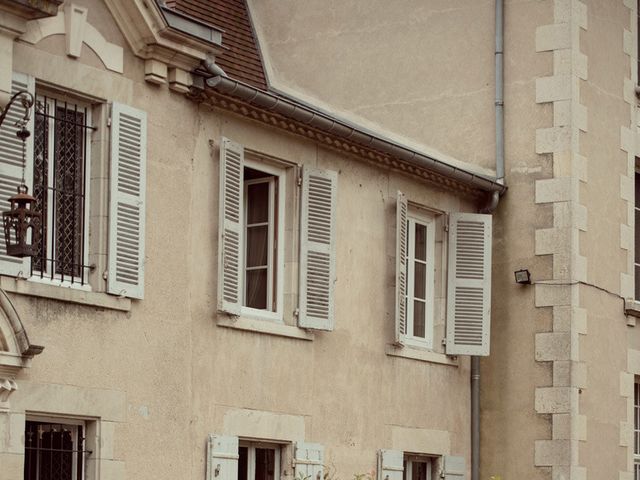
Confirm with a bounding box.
[24,420,91,480]
[31,94,94,286]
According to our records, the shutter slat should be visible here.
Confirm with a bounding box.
[377,450,404,480]
[442,455,465,480]
[395,191,408,344]
[445,213,492,356]
[294,442,324,480]
[207,435,239,480]
[217,137,243,315]
[298,168,337,331]
[0,72,34,276]
[108,103,146,299]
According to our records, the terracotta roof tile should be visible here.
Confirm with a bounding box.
[167,0,268,90]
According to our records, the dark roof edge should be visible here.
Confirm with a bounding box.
[205,75,506,195]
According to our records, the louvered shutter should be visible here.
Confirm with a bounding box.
[298,167,337,330]
[108,103,147,299]
[442,456,465,480]
[217,137,244,315]
[395,191,408,344]
[445,213,492,356]
[0,72,34,277]
[294,442,324,480]
[377,450,403,480]
[206,435,239,480]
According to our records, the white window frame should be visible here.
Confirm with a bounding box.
[404,455,433,480]
[404,213,436,349]
[239,440,282,480]
[25,415,86,480]
[241,158,285,323]
[635,378,640,478]
[29,92,92,290]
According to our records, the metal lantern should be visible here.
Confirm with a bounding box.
[2,183,41,257]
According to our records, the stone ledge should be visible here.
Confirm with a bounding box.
[624,299,640,319]
[217,316,314,341]
[0,276,131,312]
[385,344,458,367]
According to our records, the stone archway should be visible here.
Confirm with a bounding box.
[0,288,43,411]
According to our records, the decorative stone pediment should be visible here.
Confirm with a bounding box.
[0,288,43,411]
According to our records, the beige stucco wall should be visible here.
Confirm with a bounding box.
[0,1,483,479]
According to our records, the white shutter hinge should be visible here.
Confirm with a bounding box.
[297,176,302,187]
[293,308,299,317]
[441,338,446,346]
[107,117,112,127]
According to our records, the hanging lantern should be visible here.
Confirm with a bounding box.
[0,90,40,258]
[2,183,41,258]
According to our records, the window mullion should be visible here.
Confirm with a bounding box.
[45,98,55,279]
[406,219,416,337]
[248,446,256,480]
[424,221,436,347]
[266,177,275,311]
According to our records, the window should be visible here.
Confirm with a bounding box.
[31,93,92,285]
[636,170,640,300]
[238,442,281,480]
[242,161,284,318]
[635,378,640,479]
[217,137,338,331]
[403,456,433,480]
[394,192,492,356]
[402,215,435,348]
[24,419,86,480]
[0,72,147,300]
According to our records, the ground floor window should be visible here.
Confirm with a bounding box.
[24,419,85,480]
[403,455,433,480]
[238,442,281,480]
[635,378,640,479]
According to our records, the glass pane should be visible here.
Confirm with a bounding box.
[246,269,268,309]
[414,262,426,299]
[239,447,248,480]
[247,182,270,224]
[411,462,428,480]
[636,208,640,264]
[246,226,268,267]
[636,265,640,301]
[255,448,276,480]
[413,300,425,338]
[32,104,49,273]
[635,172,640,209]
[414,223,427,261]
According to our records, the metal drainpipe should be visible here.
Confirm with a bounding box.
[473,2,504,480]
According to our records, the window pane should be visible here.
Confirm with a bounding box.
[414,223,427,261]
[246,226,268,267]
[414,261,426,299]
[247,182,270,224]
[636,207,640,264]
[255,448,276,480]
[636,265,640,301]
[246,269,268,309]
[32,103,49,274]
[239,447,248,480]
[413,300,425,338]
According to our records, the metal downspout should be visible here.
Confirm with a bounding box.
[473,2,504,480]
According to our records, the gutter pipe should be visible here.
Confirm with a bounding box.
[204,74,507,195]
[473,2,504,480]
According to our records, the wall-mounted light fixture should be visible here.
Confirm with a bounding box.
[514,268,531,285]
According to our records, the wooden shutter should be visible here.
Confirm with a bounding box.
[0,72,34,277]
[206,435,239,480]
[395,191,408,344]
[377,450,403,480]
[294,442,324,480]
[298,167,338,331]
[108,102,147,299]
[445,213,492,356]
[442,455,465,480]
[217,137,244,315]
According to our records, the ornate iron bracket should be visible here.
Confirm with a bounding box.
[0,90,34,129]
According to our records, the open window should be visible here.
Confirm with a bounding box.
[394,191,492,356]
[217,137,337,331]
[378,450,465,480]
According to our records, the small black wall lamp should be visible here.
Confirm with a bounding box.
[514,269,532,285]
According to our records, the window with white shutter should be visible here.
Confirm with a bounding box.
[207,435,239,480]
[0,75,149,301]
[378,450,404,480]
[441,456,465,480]
[445,213,492,356]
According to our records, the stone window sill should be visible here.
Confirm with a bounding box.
[625,299,640,326]
[217,315,314,341]
[385,344,458,367]
[0,276,131,312]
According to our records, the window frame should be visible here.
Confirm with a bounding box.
[403,454,433,480]
[24,415,87,480]
[241,158,285,323]
[635,377,640,478]
[238,440,282,480]
[30,90,93,290]
[404,212,436,349]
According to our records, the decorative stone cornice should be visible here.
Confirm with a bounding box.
[198,89,488,198]
[0,376,17,411]
[0,0,62,20]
